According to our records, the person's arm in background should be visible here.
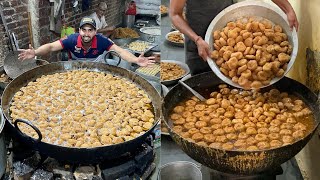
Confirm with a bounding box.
[18,41,63,60]
[97,26,116,33]
[170,0,210,61]
[97,16,115,34]
[272,0,299,30]
[110,44,155,67]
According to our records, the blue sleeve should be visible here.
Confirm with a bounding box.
[106,38,114,51]
[97,34,114,51]
[60,34,78,50]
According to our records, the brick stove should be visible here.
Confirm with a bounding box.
[2,136,156,180]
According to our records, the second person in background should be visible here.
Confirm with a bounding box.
[90,2,116,37]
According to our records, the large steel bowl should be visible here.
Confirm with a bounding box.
[205,1,298,89]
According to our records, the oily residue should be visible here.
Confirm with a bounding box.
[224,152,267,172]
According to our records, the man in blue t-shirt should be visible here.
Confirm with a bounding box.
[18,17,155,67]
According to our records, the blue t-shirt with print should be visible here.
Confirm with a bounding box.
[59,33,113,60]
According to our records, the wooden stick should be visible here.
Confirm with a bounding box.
[28,12,34,47]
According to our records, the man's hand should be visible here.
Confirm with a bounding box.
[18,44,36,61]
[271,0,299,31]
[136,53,156,67]
[286,10,299,31]
[196,37,210,61]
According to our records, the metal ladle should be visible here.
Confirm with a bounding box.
[178,80,206,101]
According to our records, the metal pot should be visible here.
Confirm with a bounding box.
[123,15,135,28]
[0,108,6,178]
[162,71,320,174]
[1,61,161,164]
[158,161,202,180]
[139,27,161,51]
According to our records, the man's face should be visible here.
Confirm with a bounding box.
[79,25,96,44]
[97,8,106,17]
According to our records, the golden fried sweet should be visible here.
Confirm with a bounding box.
[200,127,212,134]
[197,141,208,146]
[222,142,234,150]
[257,141,270,149]
[246,137,258,146]
[209,142,222,149]
[270,140,282,148]
[292,130,304,140]
[234,139,247,148]
[246,145,259,151]
[215,135,228,143]
[192,132,204,142]
[160,5,168,14]
[172,126,183,133]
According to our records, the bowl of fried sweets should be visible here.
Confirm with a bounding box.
[205,1,298,89]
[166,31,185,47]
[160,60,190,86]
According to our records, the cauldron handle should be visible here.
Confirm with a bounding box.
[14,119,42,142]
[104,50,122,66]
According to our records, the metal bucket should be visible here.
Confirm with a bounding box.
[158,161,202,180]
[124,15,135,28]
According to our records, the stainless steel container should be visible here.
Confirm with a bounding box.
[139,27,161,45]
[124,15,135,28]
[158,161,202,180]
[0,108,6,178]
[111,38,138,47]
[204,1,298,89]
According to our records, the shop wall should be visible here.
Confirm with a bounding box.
[288,1,320,180]
[264,0,320,179]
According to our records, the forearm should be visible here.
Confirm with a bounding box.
[171,15,200,42]
[170,0,200,43]
[97,28,109,33]
[115,47,138,63]
[272,0,294,14]
[34,41,62,56]
[34,44,54,56]
[97,26,114,33]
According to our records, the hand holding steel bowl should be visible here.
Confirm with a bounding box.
[205,1,298,89]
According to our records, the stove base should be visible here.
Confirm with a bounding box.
[201,165,283,180]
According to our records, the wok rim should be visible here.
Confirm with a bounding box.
[1,61,161,150]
